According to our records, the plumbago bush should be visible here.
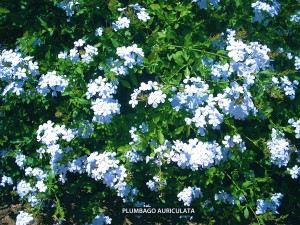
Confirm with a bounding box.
[0,0,300,224]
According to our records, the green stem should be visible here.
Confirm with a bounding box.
[224,171,261,225]
[168,44,229,59]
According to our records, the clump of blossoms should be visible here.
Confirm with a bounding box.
[57,0,79,22]
[0,49,39,96]
[95,27,104,37]
[100,44,144,76]
[16,180,34,198]
[226,29,271,86]
[177,186,203,206]
[125,149,143,163]
[146,175,167,192]
[15,151,26,169]
[288,118,300,139]
[191,0,220,9]
[271,76,299,100]
[251,0,280,25]
[36,120,75,182]
[210,62,232,81]
[16,211,34,225]
[58,39,98,64]
[0,175,13,187]
[112,3,150,31]
[295,56,300,70]
[113,44,144,75]
[36,71,68,97]
[205,29,271,86]
[287,165,300,179]
[76,120,94,139]
[290,11,300,23]
[129,81,166,108]
[170,76,225,135]
[85,213,112,225]
[267,129,292,168]
[37,120,75,146]
[222,134,246,153]
[256,193,283,215]
[214,190,236,205]
[85,151,138,201]
[164,138,225,171]
[112,17,130,31]
[16,167,48,207]
[86,76,120,123]
[216,81,257,120]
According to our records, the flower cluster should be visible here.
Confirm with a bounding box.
[15,151,26,168]
[95,27,104,37]
[0,175,13,187]
[86,76,120,123]
[146,175,167,192]
[191,0,220,9]
[251,0,280,25]
[37,120,75,146]
[272,76,299,100]
[16,211,34,225]
[77,120,94,139]
[267,129,292,168]
[170,76,210,112]
[58,39,98,63]
[216,81,257,120]
[57,0,79,22]
[0,49,39,96]
[295,56,300,70]
[287,165,300,179]
[112,17,130,31]
[164,138,225,171]
[116,45,144,68]
[17,180,34,198]
[170,77,224,135]
[86,213,112,225]
[85,151,138,201]
[125,149,143,163]
[226,30,271,86]
[288,118,300,139]
[112,4,150,31]
[130,81,166,108]
[36,71,68,97]
[177,186,202,206]
[210,62,232,81]
[290,11,300,23]
[16,167,49,207]
[36,120,75,182]
[222,134,246,153]
[256,193,283,214]
[112,44,144,75]
[214,190,236,205]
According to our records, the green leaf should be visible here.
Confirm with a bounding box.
[117,145,131,153]
[153,116,160,123]
[119,79,131,89]
[173,51,184,65]
[184,67,190,77]
[242,181,252,188]
[38,17,48,29]
[0,7,10,14]
[129,73,138,86]
[149,3,160,11]
[75,67,83,74]
[244,207,249,219]
[158,130,164,145]
[175,126,185,135]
